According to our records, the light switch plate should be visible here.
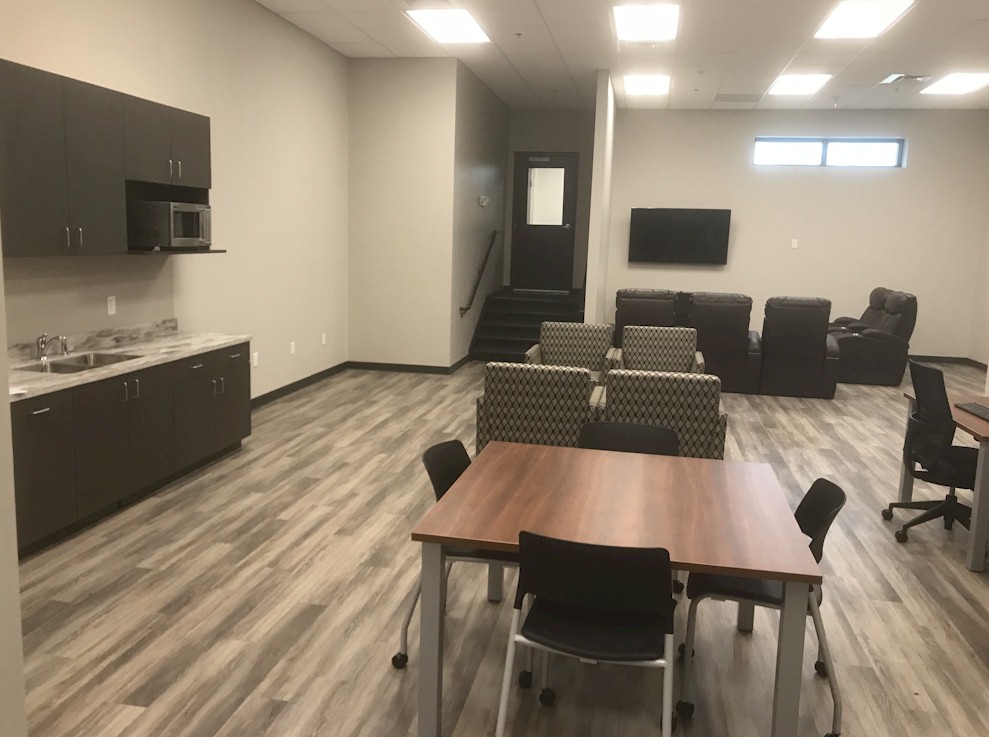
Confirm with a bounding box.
[107,296,116,315]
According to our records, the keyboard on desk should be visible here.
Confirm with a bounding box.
[955,402,989,422]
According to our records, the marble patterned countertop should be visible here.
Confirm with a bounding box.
[8,330,251,402]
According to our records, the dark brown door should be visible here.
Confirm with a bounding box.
[127,363,176,492]
[123,96,173,185]
[170,108,211,188]
[74,377,129,517]
[510,152,578,291]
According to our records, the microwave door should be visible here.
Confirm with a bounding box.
[171,204,211,247]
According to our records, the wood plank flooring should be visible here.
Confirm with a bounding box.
[17,361,989,737]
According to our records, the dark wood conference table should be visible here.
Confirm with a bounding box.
[411,441,822,737]
[899,392,989,571]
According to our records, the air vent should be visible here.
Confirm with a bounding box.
[880,74,930,85]
[715,93,762,103]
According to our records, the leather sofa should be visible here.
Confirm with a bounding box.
[688,292,761,394]
[829,287,917,386]
[613,289,678,346]
[759,297,839,399]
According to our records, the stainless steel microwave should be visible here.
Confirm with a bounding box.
[127,201,211,250]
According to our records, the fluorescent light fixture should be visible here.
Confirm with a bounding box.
[624,74,671,96]
[613,4,680,42]
[920,72,989,95]
[815,1,913,39]
[880,73,904,84]
[406,9,489,44]
[767,74,832,96]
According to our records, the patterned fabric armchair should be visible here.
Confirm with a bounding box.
[595,370,727,459]
[609,326,705,374]
[524,321,614,384]
[476,362,601,452]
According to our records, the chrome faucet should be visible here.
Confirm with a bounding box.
[36,333,69,362]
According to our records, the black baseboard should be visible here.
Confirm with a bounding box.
[251,356,472,408]
[910,355,988,371]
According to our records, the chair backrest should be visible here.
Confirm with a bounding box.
[622,326,697,372]
[860,287,918,340]
[793,478,847,563]
[762,297,832,361]
[689,293,753,356]
[421,440,471,502]
[906,361,956,469]
[602,369,725,459]
[614,289,678,346]
[540,321,614,371]
[481,362,594,448]
[516,530,675,634]
[859,286,891,325]
[578,422,680,456]
[909,360,953,424]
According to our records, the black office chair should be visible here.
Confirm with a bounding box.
[391,440,518,669]
[882,361,977,543]
[677,478,846,737]
[578,422,680,456]
[495,531,677,737]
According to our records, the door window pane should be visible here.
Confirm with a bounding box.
[527,167,565,225]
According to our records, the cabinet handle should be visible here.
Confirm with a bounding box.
[218,376,225,395]
[31,407,51,416]
[229,353,241,359]
[133,378,140,399]
[123,382,129,402]
[64,227,71,249]
[178,160,183,179]
[169,159,174,178]
[210,379,217,397]
[77,227,84,249]
[191,363,204,370]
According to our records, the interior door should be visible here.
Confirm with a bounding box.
[511,152,578,291]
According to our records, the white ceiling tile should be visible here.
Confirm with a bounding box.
[281,11,370,44]
[331,41,394,57]
[257,0,333,12]
[320,0,398,11]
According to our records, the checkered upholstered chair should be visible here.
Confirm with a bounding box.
[610,326,705,375]
[596,370,727,459]
[476,363,601,452]
[525,322,614,384]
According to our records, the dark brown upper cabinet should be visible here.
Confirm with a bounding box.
[124,96,211,189]
[0,61,126,256]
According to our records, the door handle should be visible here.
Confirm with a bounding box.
[211,379,217,397]
[178,160,182,179]
[64,227,71,249]
[133,378,140,399]
[562,223,572,231]
[169,159,174,178]
[123,382,129,402]
[218,376,225,395]
[31,407,51,416]
[77,227,84,249]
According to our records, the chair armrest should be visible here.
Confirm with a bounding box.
[475,395,489,452]
[590,385,606,421]
[826,333,840,359]
[693,351,705,373]
[831,316,856,326]
[605,346,623,371]
[747,330,761,355]
[860,328,909,347]
[524,344,542,364]
[844,320,870,333]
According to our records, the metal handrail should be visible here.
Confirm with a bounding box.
[460,229,500,317]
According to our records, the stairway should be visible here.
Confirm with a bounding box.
[470,289,585,363]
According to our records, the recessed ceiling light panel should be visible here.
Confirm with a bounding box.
[815,1,913,40]
[920,73,989,95]
[406,9,490,44]
[624,74,671,96]
[767,74,832,96]
[613,4,680,42]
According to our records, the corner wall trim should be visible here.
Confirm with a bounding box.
[346,355,471,376]
[251,362,349,408]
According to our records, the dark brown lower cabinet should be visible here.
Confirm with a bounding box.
[73,376,129,518]
[11,390,76,548]
[127,363,176,492]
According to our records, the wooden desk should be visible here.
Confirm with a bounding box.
[898,392,989,570]
[412,442,822,737]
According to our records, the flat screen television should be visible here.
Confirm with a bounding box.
[628,208,731,265]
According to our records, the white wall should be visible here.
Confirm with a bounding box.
[348,58,457,367]
[605,109,989,358]
[450,64,509,364]
[584,71,616,322]
[0,0,351,396]
[506,110,595,289]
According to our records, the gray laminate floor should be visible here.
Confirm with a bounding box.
[18,361,989,737]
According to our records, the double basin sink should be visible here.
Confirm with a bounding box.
[18,352,141,374]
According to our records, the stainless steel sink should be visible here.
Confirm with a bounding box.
[17,353,141,374]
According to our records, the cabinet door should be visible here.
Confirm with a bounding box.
[174,374,220,469]
[74,377,130,518]
[10,392,76,548]
[216,346,252,448]
[127,363,176,492]
[63,79,126,254]
[0,60,70,256]
[123,95,173,185]
[170,108,211,188]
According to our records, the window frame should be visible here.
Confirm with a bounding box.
[753,136,906,168]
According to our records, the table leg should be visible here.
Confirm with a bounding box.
[898,398,916,503]
[965,439,989,571]
[419,543,444,737]
[487,562,505,602]
[736,601,755,633]
[771,581,807,737]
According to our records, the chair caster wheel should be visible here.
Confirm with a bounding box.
[675,700,695,718]
[895,529,908,543]
[814,660,827,678]
[673,579,684,594]
[881,508,894,521]
[518,670,533,689]
[539,688,556,707]
[391,653,408,670]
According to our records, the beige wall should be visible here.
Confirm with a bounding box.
[0,0,350,396]
[605,109,989,358]
[450,64,509,364]
[584,71,616,323]
[348,58,458,367]
[506,110,595,290]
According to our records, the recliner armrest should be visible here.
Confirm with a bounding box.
[844,320,870,332]
[524,344,541,364]
[747,330,761,355]
[832,316,857,326]
[825,333,840,359]
[860,328,909,347]
[693,351,705,373]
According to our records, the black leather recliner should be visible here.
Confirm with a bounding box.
[688,292,761,394]
[613,289,678,347]
[829,287,917,386]
[760,297,839,399]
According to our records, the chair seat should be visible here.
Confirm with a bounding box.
[446,546,518,563]
[915,445,979,490]
[521,597,668,661]
[686,573,823,609]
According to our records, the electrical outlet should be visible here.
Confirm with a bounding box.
[791,238,799,249]
[321,333,327,346]
[252,351,259,368]
[290,341,296,355]
[107,295,116,315]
